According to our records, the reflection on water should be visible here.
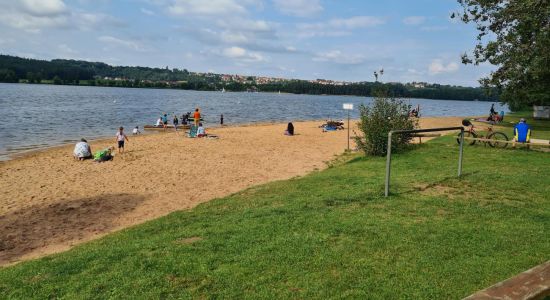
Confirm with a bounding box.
[0,83,507,160]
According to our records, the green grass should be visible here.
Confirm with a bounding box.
[1,124,549,299]
[497,110,550,140]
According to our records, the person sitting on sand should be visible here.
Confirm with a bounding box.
[94,146,114,162]
[197,123,206,137]
[116,126,129,154]
[133,126,141,135]
[513,118,531,148]
[285,122,294,136]
[73,138,92,160]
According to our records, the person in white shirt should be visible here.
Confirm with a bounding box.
[73,138,92,160]
[116,127,129,154]
[133,126,140,135]
[197,123,206,137]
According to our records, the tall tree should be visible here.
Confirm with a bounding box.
[454,0,550,110]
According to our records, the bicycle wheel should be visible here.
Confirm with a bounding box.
[457,131,476,145]
[488,132,509,148]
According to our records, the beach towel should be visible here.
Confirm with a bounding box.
[188,125,198,138]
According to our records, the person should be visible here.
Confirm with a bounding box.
[155,117,162,126]
[173,114,179,132]
[197,123,206,137]
[116,126,129,154]
[94,146,114,162]
[133,126,141,135]
[499,110,505,122]
[73,138,92,160]
[513,118,531,148]
[490,104,496,116]
[285,122,294,136]
[180,113,187,125]
[220,114,224,125]
[161,113,168,131]
[193,108,201,127]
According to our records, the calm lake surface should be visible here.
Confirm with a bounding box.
[0,83,507,160]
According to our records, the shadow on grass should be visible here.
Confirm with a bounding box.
[0,193,146,266]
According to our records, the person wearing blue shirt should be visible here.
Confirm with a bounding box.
[513,118,531,147]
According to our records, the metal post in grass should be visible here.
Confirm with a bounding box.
[384,126,465,197]
[458,128,464,177]
[343,103,354,151]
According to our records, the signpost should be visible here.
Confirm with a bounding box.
[343,103,353,151]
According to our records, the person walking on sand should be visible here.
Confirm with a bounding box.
[193,108,201,127]
[161,113,169,132]
[116,126,129,154]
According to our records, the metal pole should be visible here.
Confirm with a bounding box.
[347,110,350,151]
[384,132,393,197]
[458,128,464,177]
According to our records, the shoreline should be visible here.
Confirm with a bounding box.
[0,115,478,163]
[0,117,468,266]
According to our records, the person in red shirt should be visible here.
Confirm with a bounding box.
[193,108,201,127]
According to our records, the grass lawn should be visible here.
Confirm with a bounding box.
[0,115,549,299]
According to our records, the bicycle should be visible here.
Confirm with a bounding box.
[457,119,509,148]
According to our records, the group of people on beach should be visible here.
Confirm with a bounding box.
[73,126,129,162]
[73,107,210,162]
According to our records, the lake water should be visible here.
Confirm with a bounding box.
[0,83,507,160]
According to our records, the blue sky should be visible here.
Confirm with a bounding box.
[0,0,494,86]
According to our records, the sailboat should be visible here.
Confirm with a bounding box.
[221,87,226,93]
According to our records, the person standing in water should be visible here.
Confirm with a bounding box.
[161,114,169,132]
[193,108,201,127]
[116,126,129,154]
[173,114,179,132]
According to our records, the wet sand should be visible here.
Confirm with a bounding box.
[0,117,466,266]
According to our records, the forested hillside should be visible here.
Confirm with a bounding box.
[0,54,498,101]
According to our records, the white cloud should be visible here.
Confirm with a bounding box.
[273,0,323,17]
[297,16,385,38]
[58,44,77,54]
[429,59,459,75]
[313,50,365,65]
[167,0,248,16]
[140,8,156,16]
[98,36,149,52]
[329,16,386,29]
[0,0,122,32]
[402,16,426,26]
[221,46,266,62]
[18,0,68,17]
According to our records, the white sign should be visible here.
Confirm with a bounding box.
[343,103,354,110]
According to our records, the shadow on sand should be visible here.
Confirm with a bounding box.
[0,193,146,265]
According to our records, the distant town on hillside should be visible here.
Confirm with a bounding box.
[0,54,498,101]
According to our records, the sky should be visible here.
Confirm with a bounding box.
[0,0,494,86]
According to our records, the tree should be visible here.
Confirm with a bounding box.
[454,0,550,110]
[354,96,418,156]
[53,75,62,85]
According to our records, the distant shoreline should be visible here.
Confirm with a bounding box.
[1,81,497,102]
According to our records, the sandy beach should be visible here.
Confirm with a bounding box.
[0,117,466,266]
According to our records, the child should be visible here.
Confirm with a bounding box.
[116,126,129,154]
[197,123,206,137]
[94,146,114,162]
[132,126,141,135]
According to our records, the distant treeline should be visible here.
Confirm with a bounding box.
[0,54,498,101]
